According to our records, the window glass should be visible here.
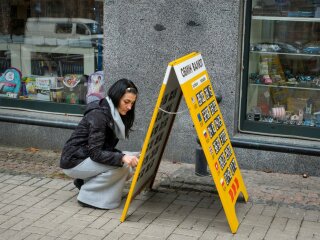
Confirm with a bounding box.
[56,23,73,34]
[0,0,103,114]
[76,24,88,35]
[241,0,320,139]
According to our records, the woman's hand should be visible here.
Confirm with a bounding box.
[122,155,139,167]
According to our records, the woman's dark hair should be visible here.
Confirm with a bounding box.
[108,78,138,137]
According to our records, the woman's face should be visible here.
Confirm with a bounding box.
[117,92,137,115]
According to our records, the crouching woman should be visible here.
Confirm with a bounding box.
[60,78,139,209]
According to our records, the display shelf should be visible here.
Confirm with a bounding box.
[249,83,320,91]
[250,51,320,58]
[252,16,320,22]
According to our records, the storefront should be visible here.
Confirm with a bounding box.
[1,0,319,175]
[0,0,103,114]
[240,0,320,140]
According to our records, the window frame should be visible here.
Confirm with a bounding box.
[239,0,320,140]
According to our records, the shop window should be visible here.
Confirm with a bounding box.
[0,0,103,114]
[240,0,320,140]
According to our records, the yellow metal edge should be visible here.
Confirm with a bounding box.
[169,52,199,66]
[120,68,171,222]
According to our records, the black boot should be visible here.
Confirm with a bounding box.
[77,200,99,209]
[73,179,84,190]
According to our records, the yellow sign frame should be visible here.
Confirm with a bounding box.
[120,52,249,233]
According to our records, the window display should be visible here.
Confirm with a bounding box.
[240,0,320,139]
[0,0,103,114]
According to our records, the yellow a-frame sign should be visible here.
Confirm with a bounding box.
[121,52,249,233]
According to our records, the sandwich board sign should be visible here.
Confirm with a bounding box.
[120,52,249,233]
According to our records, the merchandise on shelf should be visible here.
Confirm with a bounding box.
[63,74,88,104]
[251,42,301,54]
[21,76,37,99]
[86,71,105,104]
[35,76,56,101]
[0,67,22,98]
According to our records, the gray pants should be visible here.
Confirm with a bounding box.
[63,157,130,209]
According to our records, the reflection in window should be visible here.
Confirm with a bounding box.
[56,23,72,34]
[0,0,103,111]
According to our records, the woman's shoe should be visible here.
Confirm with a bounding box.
[73,179,84,190]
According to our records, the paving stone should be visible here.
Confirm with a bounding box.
[264,229,297,240]
[34,189,58,199]
[276,206,305,220]
[113,224,144,235]
[0,214,11,226]
[246,204,265,216]
[138,201,170,214]
[0,175,13,183]
[241,214,273,228]
[5,205,28,217]
[0,216,24,229]
[152,217,181,227]
[190,207,221,220]
[23,233,43,240]
[300,220,320,234]
[119,233,138,240]
[40,179,69,190]
[137,212,158,224]
[236,224,253,237]
[22,178,43,186]
[58,226,86,239]
[46,189,76,201]
[284,219,302,235]
[204,223,230,235]
[88,217,112,229]
[179,217,198,229]
[10,230,32,240]
[191,219,211,231]
[80,227,110,238]
[100,219,121,232]
[248,226,268,240]
[31,179,52,188]
[148,192,177,203]
[140,224,175,238]
[303,209,320,222]
[119,221,148,230]
[126,211,145,222]
[0,183,17,193]
[261,205,278,217]
[0,194,22,204]
[103,231,124,240]
[38,236,56,240]
[1,229,29,240]
[12,195,43,207]
[11,218,33,231]
[0,204,18,215]
[198,228,220,240]
[173,227,203,238]
[168,233,199,240]
[7,186,37,196]
[46,224,71,237]
[268,216,287,231]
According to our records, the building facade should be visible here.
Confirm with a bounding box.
[1,0,320,175]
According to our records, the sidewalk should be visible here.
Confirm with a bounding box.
[0,146,320,239]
